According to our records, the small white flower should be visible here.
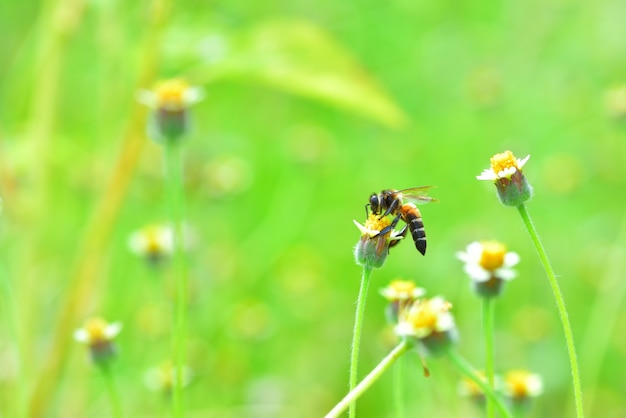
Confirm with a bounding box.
[502,370,543,399]
[380,280,426,301]
[137,79,204,111]
[477,152,530,181]
[128,224,175,259]
[456,241,520,282]
[74,318,122,346]
[395,296,455,339]
[144,362,193,392]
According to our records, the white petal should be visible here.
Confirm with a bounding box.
[105,322,122,339]
[497,166,517,179]
[466,242,484,258]
[352,220,379,237]
[504,252,520,267]
[457,242,482,264]
[455,251,469,262]
[136,90,158,108]
[394,322,415,337]
[412,287,427,298]
[526,374,543,396]
[184,87,205,105]
[128,232,147,254]
[517,155,531,169]
[158,228,175,252]
[73,329,90,344]
[476,169,498,180]
[495,267,517,280]
[436,312,455,332]
[464,264,491,281]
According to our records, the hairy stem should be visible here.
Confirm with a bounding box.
[483,297,495,418]
[517,204,584,418]
[393,356,405,418]
[164,142,188,418]
[348,265,373,418]
[100,365,123,418]
[328,339,411,418]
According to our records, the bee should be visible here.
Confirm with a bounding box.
[367,187,437,255]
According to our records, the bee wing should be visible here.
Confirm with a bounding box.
[398,186,438,205]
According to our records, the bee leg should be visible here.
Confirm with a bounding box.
[378,213,402,236]
[389,225,407,249]
[364,203,371,218]
[379,198,399,219]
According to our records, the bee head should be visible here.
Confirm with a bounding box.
[369,193,381,214]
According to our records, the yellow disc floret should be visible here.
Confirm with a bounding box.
[155,79,191,110]
[388,280,417,300]
[363,213,392,236]
[503,369,543,399]
[83,317,111,344]
[407,298,452,331]
[490,150,519,178]
[479,240,507,271]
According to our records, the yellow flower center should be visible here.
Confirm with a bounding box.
[505,370,533,398]
[84,318,110,343]
[389,280,417,298]
[154,79,190,109]
[364,213,392,235]
[479,241,507,271]
[490,150,519,176]
[144,227,166,254]
[408,299,451,330]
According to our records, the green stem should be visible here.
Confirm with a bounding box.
[328,339,411,418]
[164,142,188,418]
[348,266,373,418]
[446,349,513,418]
[393,356,405,418]
[483,297,495,418]
[100,365,123,418]
[517,204,584,418]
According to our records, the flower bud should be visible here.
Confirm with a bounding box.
[477,151,532,207]
[502,369,543,408]
[137,79,203,144]
[353,215,403,269]
[74,317,122,366]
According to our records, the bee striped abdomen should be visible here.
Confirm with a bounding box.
[401,204,427,255]
[409,218,427,255]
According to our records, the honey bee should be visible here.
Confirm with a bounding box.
[367,187,436,255]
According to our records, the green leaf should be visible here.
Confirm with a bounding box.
[176,20,409,129]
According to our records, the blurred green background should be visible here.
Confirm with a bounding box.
[1,0,626,417]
